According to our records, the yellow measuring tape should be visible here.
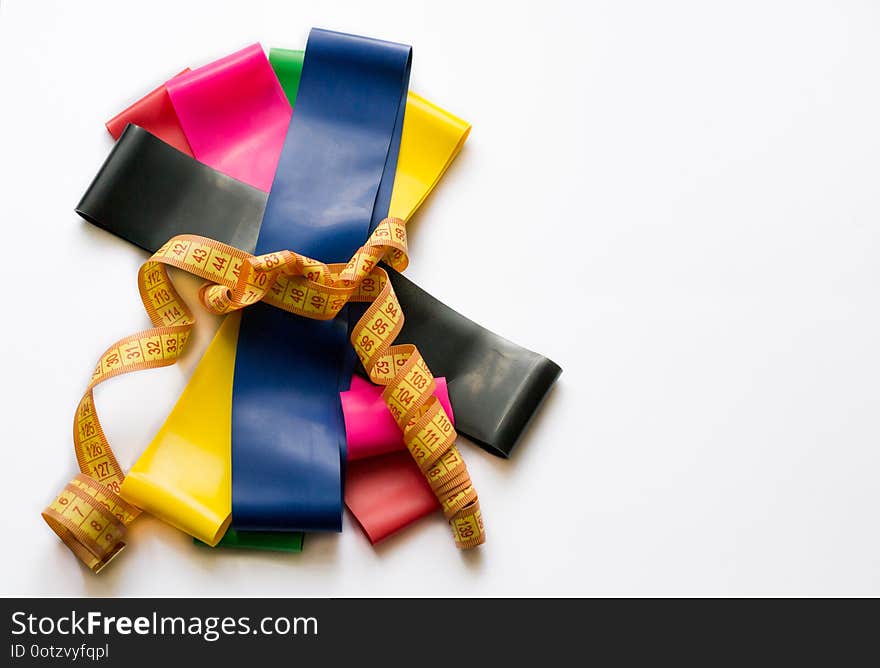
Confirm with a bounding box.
[120,94,470,547]
[43,218,484,571]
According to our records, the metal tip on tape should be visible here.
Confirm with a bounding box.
[92,542,126,574]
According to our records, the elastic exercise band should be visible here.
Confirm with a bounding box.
[228,29,411,533]
[166,44,291,192]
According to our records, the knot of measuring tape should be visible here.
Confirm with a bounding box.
[44,217,484,571]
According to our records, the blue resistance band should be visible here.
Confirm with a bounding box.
[230,28,412,532]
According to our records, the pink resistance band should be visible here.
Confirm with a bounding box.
[342,376,454,460]
[165,44,291,192]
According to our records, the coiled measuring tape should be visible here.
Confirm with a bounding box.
[43,218,484,572]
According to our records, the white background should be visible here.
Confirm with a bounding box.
[1,0,879,596]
